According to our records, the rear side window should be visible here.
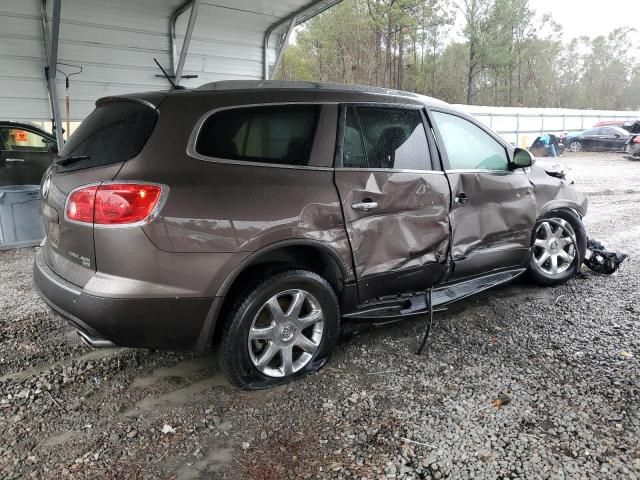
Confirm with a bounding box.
[58,102,157,171]
[195,105,320,166]
[343,107,431,170]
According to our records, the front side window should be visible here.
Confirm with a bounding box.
[432,111,508,171]
[0,128,54,152]
[196,105,320,166]
[348,107,430,170]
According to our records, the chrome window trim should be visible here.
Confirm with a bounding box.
[337,167,445,175]
[444,168,525,174]
[186,101,426,171]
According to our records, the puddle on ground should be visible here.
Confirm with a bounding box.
[41,430,81,447]
[130,355,216,388]
[175,447,233,480]
[0,348,117,382]
[122,374,228,416]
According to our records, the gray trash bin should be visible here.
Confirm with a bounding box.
[0,185,45,250]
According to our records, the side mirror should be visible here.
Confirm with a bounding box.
[512,148,533,168]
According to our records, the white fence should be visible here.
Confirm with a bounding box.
[456,105,640,148]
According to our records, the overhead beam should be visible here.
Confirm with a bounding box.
[41,0,64,151]
[170,0,201,86]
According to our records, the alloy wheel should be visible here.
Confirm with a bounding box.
[569,141,582,152]
[247,289,324,378]
[532,219,577,276]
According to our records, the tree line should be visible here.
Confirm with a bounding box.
[277,0,640,110]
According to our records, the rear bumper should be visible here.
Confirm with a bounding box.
[33,250,216,350]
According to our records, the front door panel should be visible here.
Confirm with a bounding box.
[430,109,537,280]
[447,170,536,278]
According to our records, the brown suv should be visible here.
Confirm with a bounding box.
[33,81,588,389]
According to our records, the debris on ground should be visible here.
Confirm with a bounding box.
[584,238,628,274]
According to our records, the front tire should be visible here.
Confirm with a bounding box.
[527,210,587,286]
[569,141,583,152]
[219,268,340,390]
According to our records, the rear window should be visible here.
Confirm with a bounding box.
[195,105,320,166]
[57,101,157,171]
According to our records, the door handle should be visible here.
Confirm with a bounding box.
[455,192,469,205]
[5,158,25,162]
[352,200,378,212]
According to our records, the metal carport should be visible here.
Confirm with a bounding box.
[0,0,342,150]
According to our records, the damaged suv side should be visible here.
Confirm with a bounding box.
[34,82,589,389]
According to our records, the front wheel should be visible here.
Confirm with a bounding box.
[527,210,587,286]
[219,268,340,389]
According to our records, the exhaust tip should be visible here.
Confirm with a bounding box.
[77,330,116,348]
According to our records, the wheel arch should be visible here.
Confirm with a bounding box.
[201,240,350,350]
[538,200,586,219]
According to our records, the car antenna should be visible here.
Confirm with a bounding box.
[153,58,184,90]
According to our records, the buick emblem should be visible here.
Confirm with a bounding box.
[42,174,51,199]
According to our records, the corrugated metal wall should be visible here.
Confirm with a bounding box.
[0,0,305,121]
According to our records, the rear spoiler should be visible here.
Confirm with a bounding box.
[96,92,169,110]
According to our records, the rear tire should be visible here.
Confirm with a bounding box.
[526,209,586,286]
[219,268,340,390]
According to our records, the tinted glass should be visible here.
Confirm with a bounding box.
[583,128,598,135]
[196,105,320,166]
[1,128,53,152]
[343,107,367,168]
[58,102,157,171]
[355,107,430,170]
[432,111,508,171]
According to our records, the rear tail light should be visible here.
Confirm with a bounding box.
[66,183,164,225]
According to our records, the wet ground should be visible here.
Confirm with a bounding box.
[0,152,638,479]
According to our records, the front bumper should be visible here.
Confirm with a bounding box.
[33,250,215,350]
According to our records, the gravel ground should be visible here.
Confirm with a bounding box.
[1,152,639,479]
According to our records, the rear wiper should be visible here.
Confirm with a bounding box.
[55,155,90,166]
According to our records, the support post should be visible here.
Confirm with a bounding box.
[41,0,64,151]
[269,16,297,80]
[173,0,200,85]
[170,1,192,75]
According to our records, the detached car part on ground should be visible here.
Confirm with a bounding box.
[33,82,624,390]
[0,123,57,249]
[0,122,57,186]
[529,134,565,157]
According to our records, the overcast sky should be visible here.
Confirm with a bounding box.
[522,0,639,41]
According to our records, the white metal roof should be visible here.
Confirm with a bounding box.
[0,0,341,122]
